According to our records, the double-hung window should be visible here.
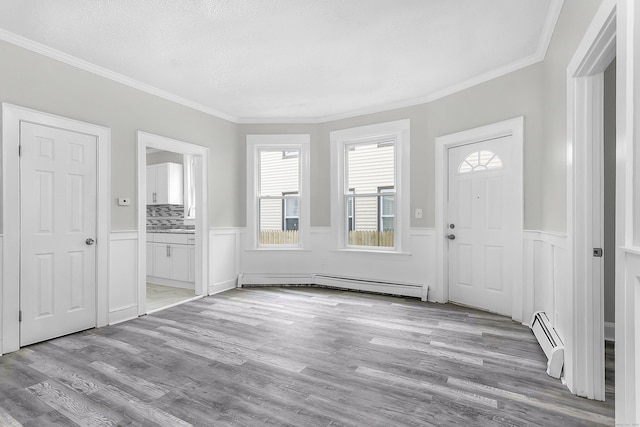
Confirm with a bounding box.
[247,135,310,249]
[331,120,410,252]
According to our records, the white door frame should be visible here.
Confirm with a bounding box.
[435,117,524,321]
[1,103,111,355]
[137,132,209,315]
[565,0,616,401]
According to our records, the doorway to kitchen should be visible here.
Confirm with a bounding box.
[137,132,209,315]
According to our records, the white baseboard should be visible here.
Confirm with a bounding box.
[208,279,238,295]
[147,276,195,290]
[604,321,615,342]
[109,304,138,325]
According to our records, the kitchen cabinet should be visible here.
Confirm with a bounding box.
[146,242,154,276]
[147,162,183,205]
[188,244,195,282]
[146,232,195,287]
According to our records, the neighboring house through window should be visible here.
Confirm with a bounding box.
[347,188,355,231]
[246,134,310,248]
[378,186,394,232]
[282,191,299,231]
[330,119,410,252]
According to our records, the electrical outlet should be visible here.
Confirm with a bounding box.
[118,197,131,206]
[415,208,423,219]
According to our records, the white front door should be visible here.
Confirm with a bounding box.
[447,136,519,316]
[20,122,98,346]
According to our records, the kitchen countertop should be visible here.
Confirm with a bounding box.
[147,229,195,234]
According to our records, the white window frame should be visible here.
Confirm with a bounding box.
[246,134,310,250]
[183,154,196,223]
[330,119,410,253]
[378,186,395,232]
[282,191,299,231]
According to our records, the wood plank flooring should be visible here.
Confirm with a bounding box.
[0,287,614,426]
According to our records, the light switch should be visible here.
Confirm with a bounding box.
[415,208,423,219]
[118,197,131,206]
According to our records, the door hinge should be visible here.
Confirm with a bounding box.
[18,145,22,156]
[593,248,603,257]
[18,311,22,322]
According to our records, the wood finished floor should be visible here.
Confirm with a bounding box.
[0,287,614,426]
[146,283,197,313]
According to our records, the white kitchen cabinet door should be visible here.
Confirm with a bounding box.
[146,242,154,276]
[146,166,158,205]
[153,243,172,278]
[147,163,184,205]
[170,244,190,282]
[188,244,195,283]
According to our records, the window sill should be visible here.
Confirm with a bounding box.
[245,247,311,252]
[331,248,412,257]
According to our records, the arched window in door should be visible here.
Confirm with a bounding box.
[458,150,503,174]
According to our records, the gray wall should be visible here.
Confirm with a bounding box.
[240,64,543,228]
[541,0,604,232]
[0,0,602,232]
[604,59,616,324]
[0,39,241,230]
[147,150,184,166]
[238,0,602,230]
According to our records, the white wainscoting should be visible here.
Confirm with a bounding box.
[0,235,3,354]
[209,228,241,294]
[239,228,435,301]
[522,231,568,333]
[109,231,139,324]
[617,246,640,421]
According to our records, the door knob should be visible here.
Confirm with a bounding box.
[446,234,456,240]
[85,238,95,245]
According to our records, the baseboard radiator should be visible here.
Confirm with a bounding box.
[530,311,564,379]
[237,273,428,301]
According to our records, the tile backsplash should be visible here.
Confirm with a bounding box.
[147,204,184,226]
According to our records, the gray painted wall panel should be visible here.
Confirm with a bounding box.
[0,40,240,229]
[0,0,603,232]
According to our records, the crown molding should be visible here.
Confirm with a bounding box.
[0,0,564,126]
[0,28,239,123]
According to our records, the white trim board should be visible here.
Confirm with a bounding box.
[434,117,524,321]
[1,103,111,355]
[565,0,616,402]
[137,132,210,316]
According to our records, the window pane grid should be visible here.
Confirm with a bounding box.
[344,194,395,248]
[344,139,396,248]
[458,150,503,174]
[257,148,301,246]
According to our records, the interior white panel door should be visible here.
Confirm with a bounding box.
[20,122,98,346]
[447,137,518,316]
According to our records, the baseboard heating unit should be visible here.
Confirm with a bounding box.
[237,273,428,301]
[530,311,564,379]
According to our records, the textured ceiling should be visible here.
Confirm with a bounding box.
[0,0,558,122]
